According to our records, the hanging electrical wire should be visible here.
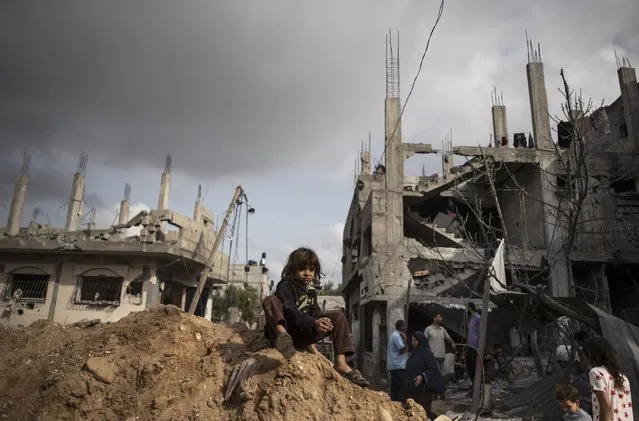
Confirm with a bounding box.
[377,0,445,165]
[244,201,250,283]
[218,222,227,284]
[225,202,240,285]
[233,204,243,270]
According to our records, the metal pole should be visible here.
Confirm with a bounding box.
[188,185,243,315]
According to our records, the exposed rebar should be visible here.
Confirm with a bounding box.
[164,154,172,174]
[77,151,88,176]
[385,28,400,99]
[19,153,32,177]
[525,32,543,64]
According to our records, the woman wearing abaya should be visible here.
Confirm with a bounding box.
[405,331,445,419]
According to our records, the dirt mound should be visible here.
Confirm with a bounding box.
[0,305,427,421]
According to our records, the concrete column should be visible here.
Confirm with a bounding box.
[360,151,371,175]
[371,306,381,384]
[618,64,639,151]
[65,172,85,232]
[144,268,160,308]
[157,154,172,211]
[491,105,509,148]
[27,220,39,235]
[65,152,88,232]
[5,153,31,236]
[205,294,214,321]
[591,264,612,313]
[384,97,404,246]
[118,183,131,226]
[6,175,28,236]
[193,201,202,222]
[158,172,170,210]
[441,154,453,178]
[526,43,552,150]
[194,184,203,222]
[118,200,130,225]
[539,161,570,297]
[384,33,404,247]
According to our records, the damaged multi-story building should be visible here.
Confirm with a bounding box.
[224,252,271,300]
[0,153,269,326]
[342,35,639,383]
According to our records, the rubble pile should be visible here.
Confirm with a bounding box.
[0,305,427,421]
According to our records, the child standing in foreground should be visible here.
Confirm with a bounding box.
[582,337,633,421]
[555,383,592,421]
[262,247,369,388]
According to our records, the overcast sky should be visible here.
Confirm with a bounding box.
[1,0,637,284]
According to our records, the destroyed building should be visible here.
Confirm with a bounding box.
[341,36,639,384]
[222,252,271,300]
[0,153,268,326]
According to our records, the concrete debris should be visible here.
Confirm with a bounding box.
[378,406,393,421]
[442,413,522,421]
[84,357,117,384]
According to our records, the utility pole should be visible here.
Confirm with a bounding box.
[471,249,493,413]
[188,185,244,315]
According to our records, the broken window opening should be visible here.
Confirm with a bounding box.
[605,263,639,326]
[557,121,574,149]
[76,276,124,305]
[556,175,577,195]
[610,177,637,194]
[556,175,567,189]
[363,303,373,352]
[619,124,628,139]
[2,273,50,302]
[185,286,210,317]
[126,280,144,296]
[161,281,184,307]
[351,304,359,321]
[362,226,372,257]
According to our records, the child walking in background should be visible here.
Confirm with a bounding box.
[262,247,369,388]
[555,383,592,421]
[582,337,633,421]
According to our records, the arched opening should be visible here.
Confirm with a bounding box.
[3,266,51,302]
[76,268,124,305]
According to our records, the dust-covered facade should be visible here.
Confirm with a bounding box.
[0,154,269,326]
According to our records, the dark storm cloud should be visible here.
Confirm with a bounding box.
[1,0,637,186]
[0,0,389,179]
[0,153,104,209]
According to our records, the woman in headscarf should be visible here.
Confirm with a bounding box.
[405,331,445,419]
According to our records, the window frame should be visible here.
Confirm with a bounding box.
[75,275,124,306]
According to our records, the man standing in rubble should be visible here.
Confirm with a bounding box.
[425,313,456,400]
[387,319,408,403]
[425,313,456,370]
[466,302,481,389]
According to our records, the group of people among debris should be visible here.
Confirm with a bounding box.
[386,303,634,421]
[386,305,484,419]
[258,246,634,421]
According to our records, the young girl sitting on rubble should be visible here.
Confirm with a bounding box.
[261,247,369,388]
